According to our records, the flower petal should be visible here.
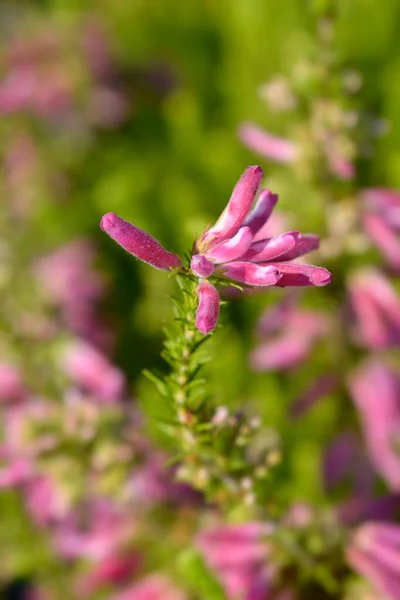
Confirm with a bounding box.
[222,262,282,286]
[190,255,215,278]
[201,166,263,247]
[195,281,220,334]
[362,212,400,269]
[205,226,253,263]
[274,234,320,262]
[243,189,278,235]
[249,335,310,371]
[271,263,331,287]
[238,123,297,163]
[100,212,182,271]
[240,231,299,263]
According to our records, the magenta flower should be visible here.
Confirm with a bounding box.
[239,123,355,181]
[111,575,186,600]
[100,212,182,271]
[101,166,330,335]
[348,359,400,491]
[195,281,220,334]
[196,522,273,600]
[348,268,400,349]
[249,296,329,371]
[346,522,400,600]
[361,188,400,270]
[62,340,125,403]
[191,166,330,288]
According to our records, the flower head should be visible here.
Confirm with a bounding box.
[346,522,400,600]
[192,166,330,289]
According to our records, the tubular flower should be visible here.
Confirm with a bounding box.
[361,188,400,270]
[191,165,331,332]
[346,522,400,600]
[100,212,182,271]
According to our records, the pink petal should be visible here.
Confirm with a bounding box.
[202,166,263,246]
[238,123,297,163]
[100,212,182,271]
[346,546,400,600]
[249,335,310,371]
[240,231,299,263]
[271,263,331,287]
[243,189,278,235]
[190,254,215,278]
[362,212,400,269]
[222,262,282,286]
[275,234,320,262]
[195,281,220,334]
[205,226,254,263]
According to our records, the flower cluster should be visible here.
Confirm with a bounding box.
[100,165,331,335]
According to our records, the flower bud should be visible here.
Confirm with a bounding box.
[100,212,181,271]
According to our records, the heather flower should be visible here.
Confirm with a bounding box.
[100,212,182,271]
[195,281,220,334]
[101,167,330,335]
[239,124,355,181]
[62,340,125,403]
[348,359,400,491]
[111,575,187,600]
[361,188,400,270]
[192,166,329,288]
[196,522,273,600]
[0,362,26,403]
[346,522,400,600]
[249,298,329,371]
[191,166,330,332]
[348,269,400,349]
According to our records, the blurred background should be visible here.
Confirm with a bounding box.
[1,0,400,599]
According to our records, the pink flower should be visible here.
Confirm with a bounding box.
[111,575,186,600]
[196,522,273,600]
[195,281,220,334]
[100,212,182,271]
[249,298,329,371]
[348,269,400,349]
[62,340,125,403]
[239,124,355,181]
[192,167,328,288]
[79,553,141,595]
[238,124,297,164]
[361,188,400,270]
[191,166,330,333]
[348,359,400,491]
[346,522,400,600]
[0,362,26,403]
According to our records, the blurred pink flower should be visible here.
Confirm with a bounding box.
[361,188,400,270]
[79,553,141,595]
[35,238,110,348]
[112,575,186,600]
[250,298,329,371]
[239,123,354,181]
[348,269,400,349]
[0,362,26,403]
[323,431,375,496]
[238,124,297,164]
[348,359,400,491]
[346,522,400,600]
[53,499,132,560]
[62,340,125,403]
[290,374,337,418]
[196,522,273,600]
